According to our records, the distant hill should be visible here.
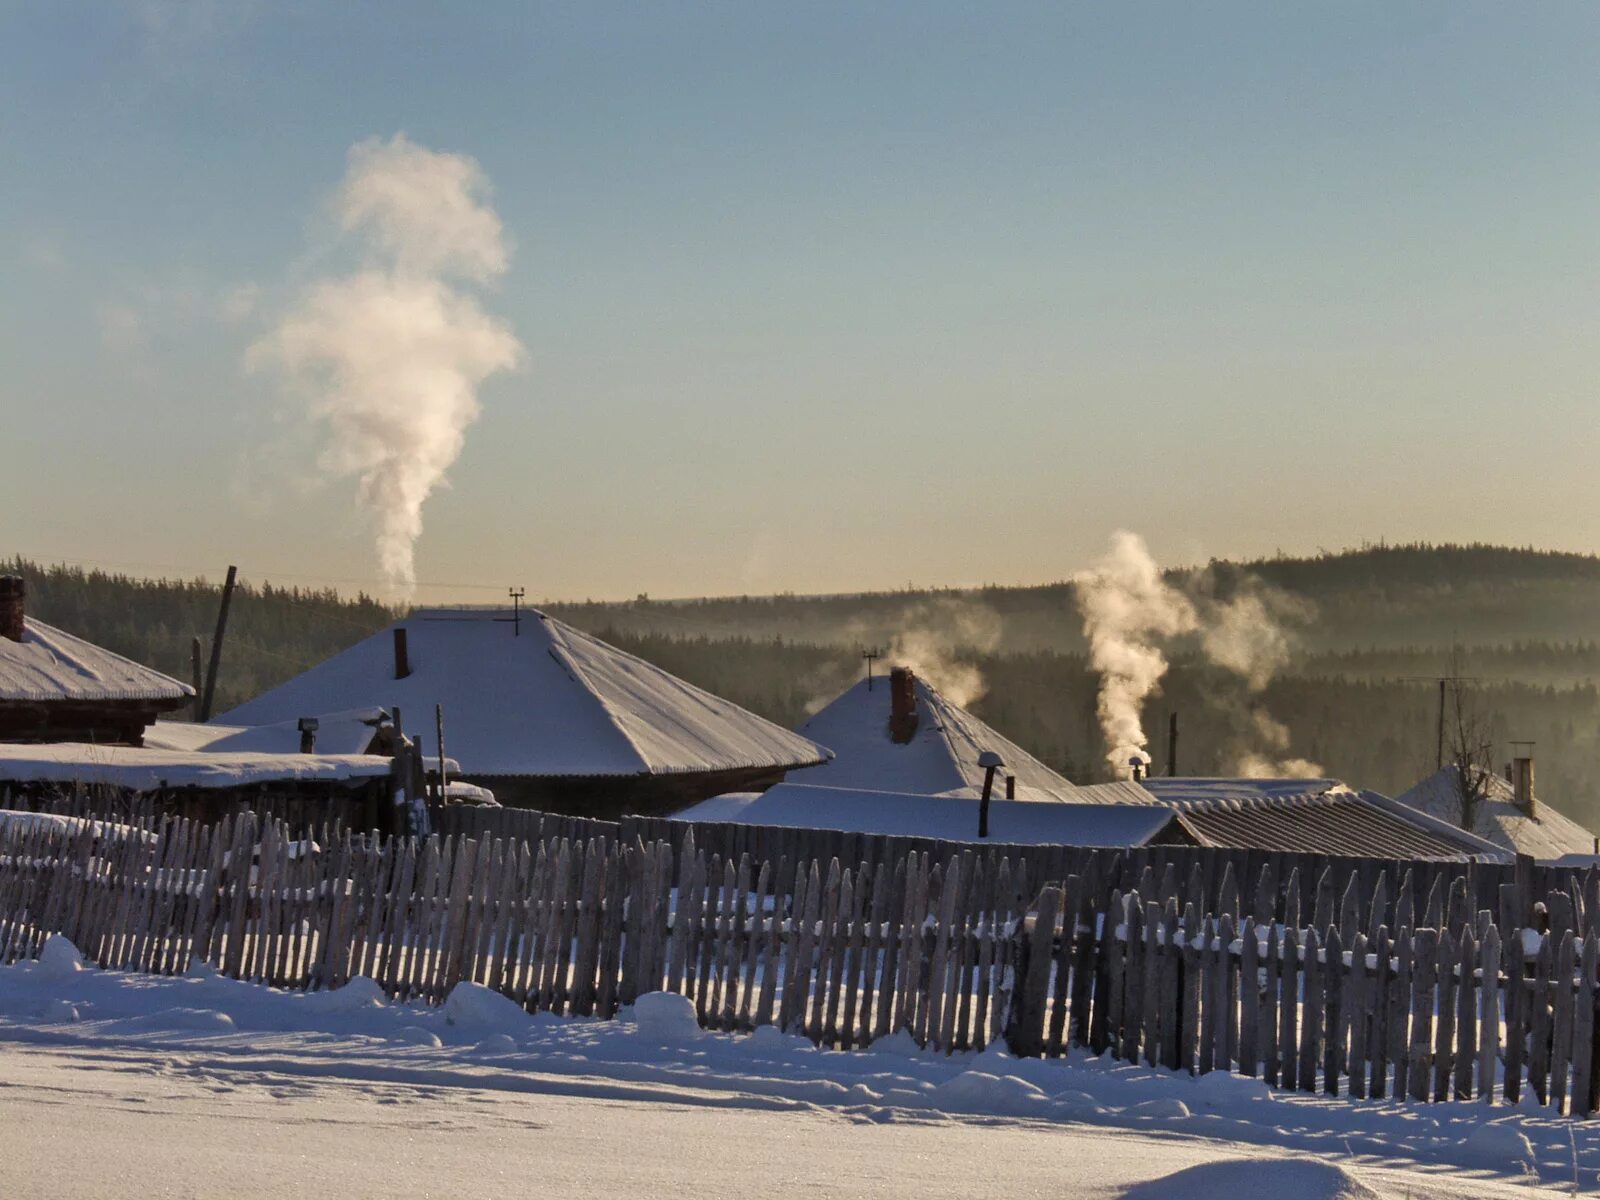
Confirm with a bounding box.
[547,542,1600,655]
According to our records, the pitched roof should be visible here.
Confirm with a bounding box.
[1394,767,1597,861]
[674,782,1182,847]
[218,608,830,780]
[795,675,1079,802]
[0,618,192,705]
[1171,789,1504,861]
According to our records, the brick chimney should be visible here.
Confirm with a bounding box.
[1512,755,1536,818]
[888,666,919,744]
[0,575,25,642]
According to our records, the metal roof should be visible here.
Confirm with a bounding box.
[1173,789,1503,861]
[0,618,192,705]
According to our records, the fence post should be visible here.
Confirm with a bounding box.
[1006,886,1061,1058]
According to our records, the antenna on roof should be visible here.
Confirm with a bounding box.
[508,587,526,637]
[860,645,883,690]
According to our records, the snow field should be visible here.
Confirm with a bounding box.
[0,935,1591,1195]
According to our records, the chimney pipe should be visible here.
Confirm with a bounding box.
[1005,774,1015,800]
[297,717,319,754]
[888,667,918,744]
[393,627,412,680]
[1512,755,1535,818]
[0,575,25,642]
[1167,711,1179,777]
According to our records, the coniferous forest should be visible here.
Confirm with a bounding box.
[10,542,1600,829]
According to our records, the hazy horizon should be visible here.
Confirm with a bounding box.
[6,4,1599,602]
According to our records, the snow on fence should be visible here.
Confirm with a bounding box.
[2,807,1599,1114]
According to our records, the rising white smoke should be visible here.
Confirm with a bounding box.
[249,134,523,594]
[1074,532,1198,776]
[887,598,1001,709]
[1075,533,1321,778]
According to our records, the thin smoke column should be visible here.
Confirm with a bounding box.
[250,134,524,594]
[1074,531,1197,777]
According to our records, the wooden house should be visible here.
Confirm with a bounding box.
[0,575,193,744]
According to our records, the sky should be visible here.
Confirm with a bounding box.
[4,3,1599,602]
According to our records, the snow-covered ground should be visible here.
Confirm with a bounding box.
[0,938,1589,1198]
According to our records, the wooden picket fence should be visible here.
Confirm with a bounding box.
[3,806,1600,1114]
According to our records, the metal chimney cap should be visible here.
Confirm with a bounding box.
[977,750,1004,769]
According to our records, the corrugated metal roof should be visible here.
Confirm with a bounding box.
[0,619,192,705]
[1174,790,1498,861]
[219,609,830,779]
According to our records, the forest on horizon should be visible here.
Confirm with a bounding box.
[9,541,1600,829]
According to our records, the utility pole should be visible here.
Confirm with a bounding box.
[435,703,447,801]
[861,646,883,690]
[190,636,204,719]
[1167,711,1180,777]
[199,565,238,722]
[508,587,526,636]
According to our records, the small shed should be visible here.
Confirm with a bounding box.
[0,741,413,835]
[0,576,193,744]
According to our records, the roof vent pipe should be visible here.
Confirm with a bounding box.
[0,575,24,642]
[393,627,412,680]
[297,717,319,754]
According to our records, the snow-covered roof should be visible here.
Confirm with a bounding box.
[796,676,1078,802]
[0,618,192,705]
[1394,767,1597,861]
[218,609,830,780]
[0,742,397,792]
[673,782,1181,847]
[146,708,387,756]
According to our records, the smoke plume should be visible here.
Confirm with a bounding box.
[1074,532,1198,775]
[887,598,1001,709]
[1074,533,1321,778]
[249,134,523,594]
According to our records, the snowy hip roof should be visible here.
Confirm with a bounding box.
[0,618,193,705]
[217,608,831,779]
[795,674,1079,802]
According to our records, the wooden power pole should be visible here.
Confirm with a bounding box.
[199,565,238,722]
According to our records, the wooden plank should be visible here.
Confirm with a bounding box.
[1431,929,1457,1102]
[1322,926,1342,1096]
[1346,931,1367,1098]
[1552,929,1575,1114]
[1239,917,1260,1077]
[1008,886,1060,1058]
[1477,923,1501,1105]
[1300,926,1322,1093]
[1406,928,1434,1101]
[1529,934,1552,1106]
[1454,926,1478,1101]
[1574,932,1597,1116]
[1368,926,1390,1099]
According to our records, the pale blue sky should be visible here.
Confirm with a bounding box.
[4,3,1599,600]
